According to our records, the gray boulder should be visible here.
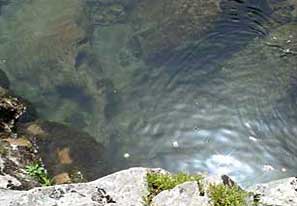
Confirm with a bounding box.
[151,181,210,206]
[248,177,297,206]
[0,167,151,206]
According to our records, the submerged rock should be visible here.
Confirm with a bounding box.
[220,23,297,114]
[21,121,110,184]
[129,0,221,62]
[0,0,109,142]
[0,87,109,189]
[89,1,127,26]
[268,0,297,24]
[0,69,9,89]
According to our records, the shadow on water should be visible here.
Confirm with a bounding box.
[146,0,274,87]
[0,0,9,15]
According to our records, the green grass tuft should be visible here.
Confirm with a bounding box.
[144,172,203,205]
[25,162,52,186]
[0,144,8,156]
[208,184,249,206]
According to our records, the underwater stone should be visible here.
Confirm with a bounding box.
[0,0,109,144]
[0,70,9,89]
[91,2,127,26]
[21,121,111,184]
[130,0,221,63]
[268,0,297,24]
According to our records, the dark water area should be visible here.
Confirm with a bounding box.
[1,0,297,187]
[148,0,271,66]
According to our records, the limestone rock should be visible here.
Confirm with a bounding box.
[0,167,150,206]
[1,167,297,206]
[152,181,210,206]
[0,88,26,133]
[0,88,41,190]
[248,177,297,206]
[0,174,21,189]
[0,135,41,190]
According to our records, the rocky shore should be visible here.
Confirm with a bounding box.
[1,1,297,205]
[0,71,111,189]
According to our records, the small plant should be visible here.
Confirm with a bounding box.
[144,172,203,205]
[25,162,52,186]
[208,184,249,206]
[0,144,8,156]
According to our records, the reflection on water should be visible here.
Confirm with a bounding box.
[1,0,297,187]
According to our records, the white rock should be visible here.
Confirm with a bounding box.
[248,177,297,206]
[0,175,22,189]
[152,181,210,206]
[0,167,151,206]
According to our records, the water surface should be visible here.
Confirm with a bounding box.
[1,0,297,187]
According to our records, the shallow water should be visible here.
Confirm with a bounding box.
[1,0,297,187]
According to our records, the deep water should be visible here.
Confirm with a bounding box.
[1,0,297,187]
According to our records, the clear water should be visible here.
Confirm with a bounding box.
[1,0,297,187]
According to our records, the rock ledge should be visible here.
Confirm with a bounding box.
[0,167,296,206]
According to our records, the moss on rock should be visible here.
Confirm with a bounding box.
[144,171,204,205]
[208,184,249,206]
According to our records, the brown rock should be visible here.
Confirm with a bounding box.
[56,147,73,164]
[52,172,72,184]
[22,121,110,183]
[26,123,46,136]
[4,137,32,148]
